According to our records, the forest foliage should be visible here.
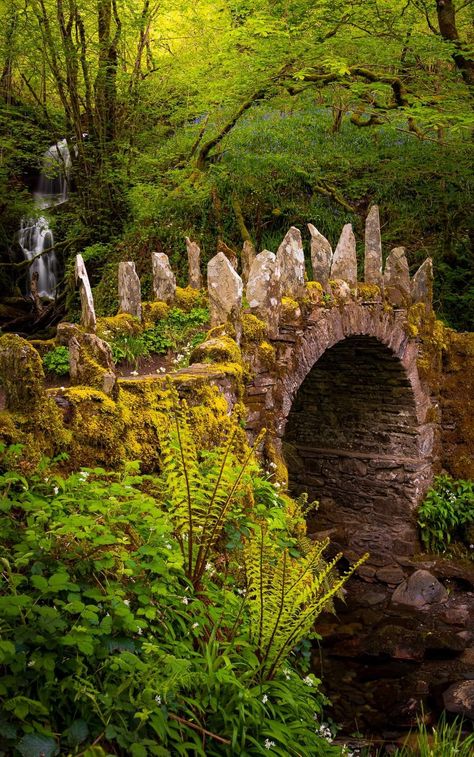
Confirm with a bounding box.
[0,0,473,328]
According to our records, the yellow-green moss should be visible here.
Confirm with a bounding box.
[96,313,142,340]
[190,336,242,366]
[0,334,45,411]
[357,283,381,302]
[281,297,302,323]
[30,338,56,358]
[305,281,324,305]
[175,286,206,312]
[241,313,267,344]
[257,340,276,369]
[142,300,170,325]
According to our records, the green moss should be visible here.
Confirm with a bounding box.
[190,336,242,366]
[241,313,267,344]
[357,283,381,302]
[0,334,45,412]
[305,281,324,305]
[257,340,276,369]
[175,286,206,312]
[281,297,302,323]
[142,301,170,325]
[96,313,142,341]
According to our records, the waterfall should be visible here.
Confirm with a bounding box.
[19,138,71,299]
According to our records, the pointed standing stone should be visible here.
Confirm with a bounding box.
[118,261,142,320]
[411,258,433,312]
[185,237,202,290]
[246,250,281,339]
[384,247,411,307]
[241,240,256,286]
[152,252,176,305]
[330,223,357,288]
[275,227,305,299]
[207,252,243,339]
[308,224,332,288]
[217,240,238,271]
[364,205,383,287]
[75,254,96,332]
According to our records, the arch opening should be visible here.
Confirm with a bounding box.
[283,335,432,564]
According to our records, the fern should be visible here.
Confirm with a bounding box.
[245,528,367,679]
[158,392,265,586]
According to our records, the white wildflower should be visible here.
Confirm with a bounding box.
[205,562,213,572]
[303,675,314,687]
[155,695,161,704]
[137,627,143,635]
[130,370,139,376]
[182,597,189,605]
[53,486,59,495]
[283,668,291,680]
[192,622,199,629]
[262,694,268,704]
[123,599,130,607]
[264,739,275,750]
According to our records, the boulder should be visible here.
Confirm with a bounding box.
[118,261,142,320]
[207,252,243,339]
[411,258,433,312]
[185,237,202,290]
[75,254,96,332]
[308,224,332,289]
[331,223,357,288]
[384,247,411,307]
[0,334,45,411]
[246,250,281,339]
[391,569,448,609]
[152,252,176,305]
[276,227,305,299]
[443,680,474,720]
[364,205,383,287]
[66,326,116,396]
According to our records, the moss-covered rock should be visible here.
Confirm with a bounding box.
[96,313,142,341]
[142,301,170,325]
[175,286,206,312]
[0,334,45,411]
[357,283,382,302]
[241,313,267,344]
[281,297,302,324]
[190,336,242,366]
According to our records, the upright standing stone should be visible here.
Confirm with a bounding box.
[241,240,256,287]
[275,227,305,299]
[185,237,202,290]
[75,254,96,332]
[118,262,142,321]
[217,240,238,271]
[152,252,176,305]
[384,247,411,307]
[308,224,332,289]
[364,205,383,287]
[330,223,357,288]
[246,250,281,339]
[411,258,433,312]
[207,252,243,339]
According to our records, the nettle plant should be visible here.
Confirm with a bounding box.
[0,401,364,756]
[417,474,474,555]
[42,346,70,377]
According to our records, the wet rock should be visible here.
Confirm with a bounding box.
[443,680,474,719]
[75,254,96,331]
[384,247,411,307]
[246,250,281,339]
[411,258,433,312]
[391,570,448,609]
[241,240,256,286]
[152,252,176,305]
[308,224,332,288]
[118,262,142,320]
[331,223,357,288]
[207,252,243,338]
[185,237,202,289]
[364,205,383,287]
[276,227,305,299]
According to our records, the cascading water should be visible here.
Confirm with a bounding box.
[19,138,71,299]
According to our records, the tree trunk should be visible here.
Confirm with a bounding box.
[435,1,474,87]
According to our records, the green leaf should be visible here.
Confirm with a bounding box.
[16,734,58,757]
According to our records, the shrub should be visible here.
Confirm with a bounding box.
[110,333,150,368]
[0,402,364,755]
[42,346,70,376]
[417,474,474,555]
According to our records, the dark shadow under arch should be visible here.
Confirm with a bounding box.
[283,335,433,563]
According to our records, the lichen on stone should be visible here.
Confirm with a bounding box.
[241,313,267,344]
[190,336,242,366]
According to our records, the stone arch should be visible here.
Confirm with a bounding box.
[270,304,437,565]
